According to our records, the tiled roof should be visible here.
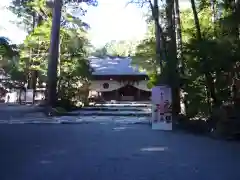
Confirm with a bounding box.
[89,56,147,75]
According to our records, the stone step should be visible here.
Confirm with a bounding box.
[92,103,151,108]
[69,111,151,117]
[80,106,151,112]
[53,116,150,124]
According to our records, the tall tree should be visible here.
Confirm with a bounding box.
[9,0,97,106]
[165,0,180,116]
[174,0,183,74]
[130,0,180,117]
[190,0,218,108]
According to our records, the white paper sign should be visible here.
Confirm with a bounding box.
[151,85,172,130]
[5,92,18,103]
[151,86,161,104]
[26,89,34,103]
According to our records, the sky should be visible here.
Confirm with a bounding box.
[0,0,190,47]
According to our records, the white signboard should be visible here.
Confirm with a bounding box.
[151,85,172,130]
[151,86,162,104]
[26,89,34,103]
[5,92,18,103]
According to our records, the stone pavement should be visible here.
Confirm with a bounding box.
[0,116,150,125]
[0,123,240,180]
[0,103,44,120]
[0,102,151,124]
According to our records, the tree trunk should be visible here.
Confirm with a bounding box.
[190,0,218,107]
[26,13,36,89]
[231,0,240,38]
[27,13,43,104]
[148,0,167,69]
[166,0,181,117]
[47,0,62,107]
[190,0,202,39]
[232,64,240,108]
[57,37,62,100]
[153,0,162,69]
[174,0,184,74]
[231,0,240,106]
[210,0,217,36]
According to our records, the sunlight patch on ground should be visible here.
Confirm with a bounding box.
[140,146,168,152]
[113,127,128,131]
[44,150,67,157]
[39,160,52,164]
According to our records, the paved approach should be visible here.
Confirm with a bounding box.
[0,104,44,120]
[1,123,240,180]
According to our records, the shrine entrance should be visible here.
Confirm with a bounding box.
[118,85,137,96]
[101,84,151,101]
[118,85,138,101]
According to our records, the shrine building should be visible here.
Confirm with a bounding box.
[88,56,151,101]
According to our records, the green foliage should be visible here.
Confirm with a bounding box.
[180,4,240,117]
[91,46,108,57]
[0,37,18,59]
[6,0,96,107]
[9,0,97,31]
[131,0,240,120]
[132,37,159,73]
[147,73,160,88]
[18,19,92,103]
[91,40,139,57]
[0,37,24,81]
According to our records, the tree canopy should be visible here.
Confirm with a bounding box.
[130,0,240,120]
[3,0,97,107]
